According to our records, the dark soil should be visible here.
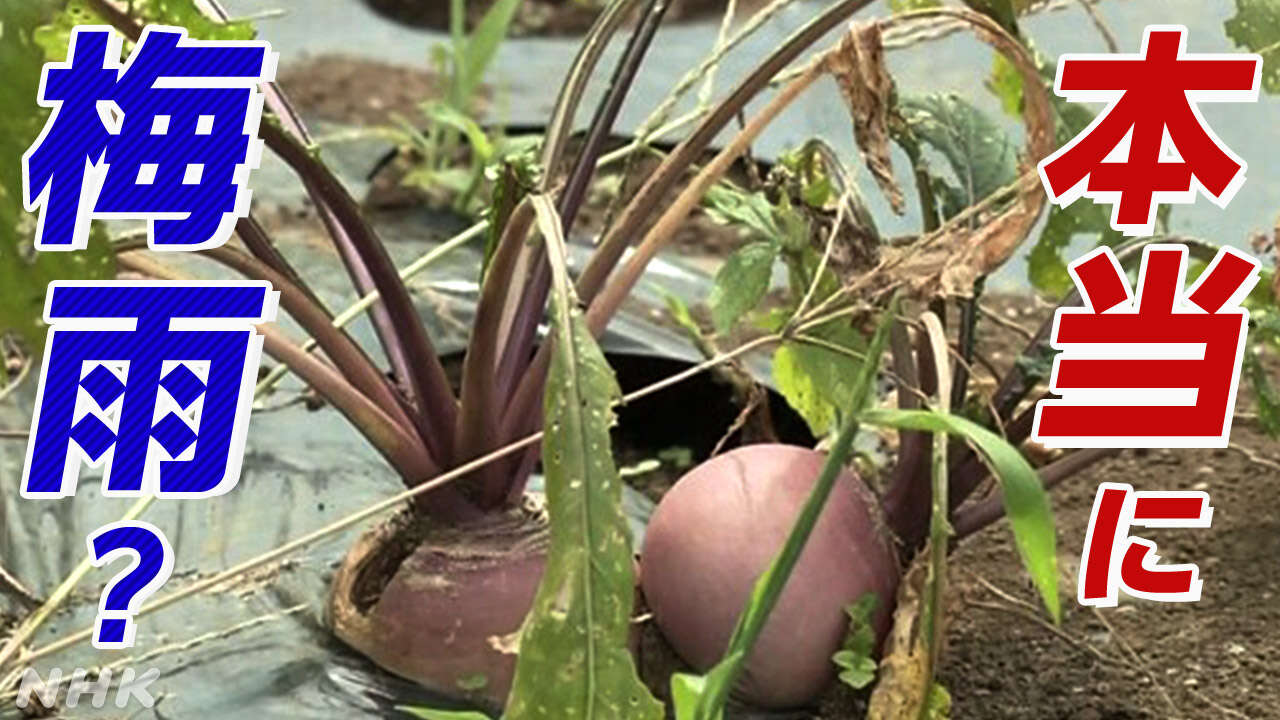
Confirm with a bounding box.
[276,53,760,256]
[927,295,1280,720]
[277,56,450,128]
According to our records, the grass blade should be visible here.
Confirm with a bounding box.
[862,407,1060,622]
[458,0,522,102]
[675,297,899,720]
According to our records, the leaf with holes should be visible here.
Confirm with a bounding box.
[505,196,661,720]
[1226,0,1280,94]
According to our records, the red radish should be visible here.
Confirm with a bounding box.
[640,444,899,709]
[329,510,548,710]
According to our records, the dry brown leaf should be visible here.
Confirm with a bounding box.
[827,22,905,214]
[875,8,1056,299]
[866,555,932,719]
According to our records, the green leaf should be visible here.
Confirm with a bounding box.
[773,344,834,436]
[423,102,495,162]
[0,231,116,356]
[1030,202,1120,297]
[702,184,784,242]
[1225,0,1280,94]
[686,298,900,720]
[888,0,942,11]
[35,0,253,54]
[1244,347,1280,438]
[962,0,1020,37]
[0,1,116,357]
[707,241,779,332]
[458,0,521,102]
[664,292,703,339]
[670,655,739,720]
[925,683,953,719]
[399,707,491,720]
[986,53,1023,117]
[898,93,1018,210]
[480,161,526,282]
[31,1,103,60]
[832,593,879,690]
[670,673,706,720]
[861,408,1060,622]
[2,0,248,356]
[772,321,865,436]
[508,196,661,720]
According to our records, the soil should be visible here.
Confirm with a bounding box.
[265,54,1280,720]
[275,53,762,257]
[277,56,450,128]
[913,295,1280,720]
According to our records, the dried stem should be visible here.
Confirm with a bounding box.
[9,331,783,671]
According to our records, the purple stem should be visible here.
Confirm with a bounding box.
[498,0,881,477]
[882,320,938,552]
[487,0,672,501]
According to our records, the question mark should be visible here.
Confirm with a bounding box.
[86,521,174,650]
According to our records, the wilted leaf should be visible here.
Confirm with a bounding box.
[865,558,932,719]
[708,241,779,332]
[1225,0,1280,94]
[827,22,904,213]
[507,196,661,720]
[886,10,1053,297]
[994,53,1121,298]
